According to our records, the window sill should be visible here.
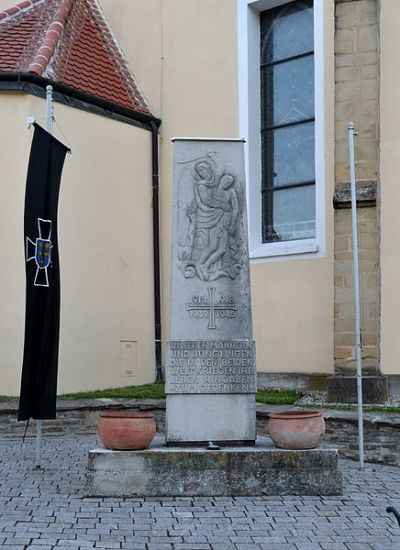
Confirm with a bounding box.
[249,239,319,260]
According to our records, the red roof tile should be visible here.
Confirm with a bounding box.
[0,0,150,115]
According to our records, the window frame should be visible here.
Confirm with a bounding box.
[237,0,326,261]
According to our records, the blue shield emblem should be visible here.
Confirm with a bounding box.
[35,238,51,269]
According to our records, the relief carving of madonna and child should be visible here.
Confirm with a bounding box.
[177,154,245,282]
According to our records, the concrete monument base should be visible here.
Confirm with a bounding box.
[86,435,342,497]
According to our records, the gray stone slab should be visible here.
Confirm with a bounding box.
[86,436,342,497]
[167,139,256,443]
[166,394,256,442]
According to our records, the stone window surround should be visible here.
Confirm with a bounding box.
[237,0,327,262]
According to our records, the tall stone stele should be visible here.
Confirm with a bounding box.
[166,138,256,444]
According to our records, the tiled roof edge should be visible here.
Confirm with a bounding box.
[0,0,43,22]
[91,0,150,113]
[0,71,161,129]
[28,0,74,76]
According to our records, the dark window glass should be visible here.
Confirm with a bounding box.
[261,0,313,64]
[261,56,314,128]
[260,0,315,243]
[262,122,315,188]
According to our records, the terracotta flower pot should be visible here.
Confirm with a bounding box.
[97,412,156,450]
[268,409,325,450]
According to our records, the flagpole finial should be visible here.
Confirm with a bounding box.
[27,116,36,128]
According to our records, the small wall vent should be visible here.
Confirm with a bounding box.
[120,340,137,377]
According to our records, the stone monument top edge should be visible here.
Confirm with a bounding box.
[171,137,246,143]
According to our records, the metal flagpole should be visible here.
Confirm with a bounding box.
[34,85,54,469]
[348,121,364,470]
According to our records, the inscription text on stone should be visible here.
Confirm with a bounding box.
[166,340,256,394]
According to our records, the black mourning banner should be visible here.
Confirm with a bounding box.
[18,123,69,421]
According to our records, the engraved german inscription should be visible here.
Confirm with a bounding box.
[166,340,256,394]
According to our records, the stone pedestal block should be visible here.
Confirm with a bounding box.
[86,436,342,497]
[166,394,256,443]
[326,375,388,404]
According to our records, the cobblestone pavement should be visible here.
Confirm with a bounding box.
[0,435,400,549]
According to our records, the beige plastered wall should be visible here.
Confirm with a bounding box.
[101,0,335,377]
[0,92,155,395]
[380,2,400,376]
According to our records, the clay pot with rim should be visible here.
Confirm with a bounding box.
[268,409,325,450]
[97,412,156,450]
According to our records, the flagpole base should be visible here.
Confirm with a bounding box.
[326,375,388,404]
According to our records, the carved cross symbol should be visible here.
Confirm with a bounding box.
[186,287,237,330]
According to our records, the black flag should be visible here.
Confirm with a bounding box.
[18,123,69,421]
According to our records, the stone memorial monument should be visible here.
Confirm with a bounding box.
[86,138,343,498]
[166,138,256,444]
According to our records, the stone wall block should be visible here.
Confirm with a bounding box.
[355,52,378,66]
[343,274,355,287]
[362,345,378,359]
[358,208,378,221]
[361,332,378,346]
[334,275,345,288]
[358,79,378,101]
[335,101,353,122]
[335,80,360,103]
[335,287,356,304]
[354,99,379,122]
[335,259,354,274]
[334,235,350,253]
[361,272,378,287]
[335,303,357,320]
[357,0,379,16]
[335,28,355,54]
[358,232,378,251]
[335,53,355,68]
[367,303,379,318]
[359,64,378,80]
[335,318,356,332]
[336,2,357,18]
[335,251,355,261]
[335,332,356,347]
[334,346,353,360]
[335,66,356,82]
[357,26,378,53]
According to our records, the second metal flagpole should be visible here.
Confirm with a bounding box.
[35,85,54,469]
[348,121,364,470]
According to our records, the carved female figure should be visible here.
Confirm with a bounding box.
[181,160,242,281]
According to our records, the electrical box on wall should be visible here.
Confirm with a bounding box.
[120,340,137,377]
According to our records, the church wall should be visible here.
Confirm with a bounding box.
[0,93,155,395]
[333,0,380,375]
[0,94,31,396]
[380,1,400,377]
[249,0,335,377]
[102,0,335,379]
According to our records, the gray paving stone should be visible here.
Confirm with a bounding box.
[1,435,400,549]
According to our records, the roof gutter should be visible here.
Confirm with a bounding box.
[0,71,163,379]
[0,71,161,130]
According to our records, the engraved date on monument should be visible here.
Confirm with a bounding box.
[186,287,236,330]
[166,340,256,394]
